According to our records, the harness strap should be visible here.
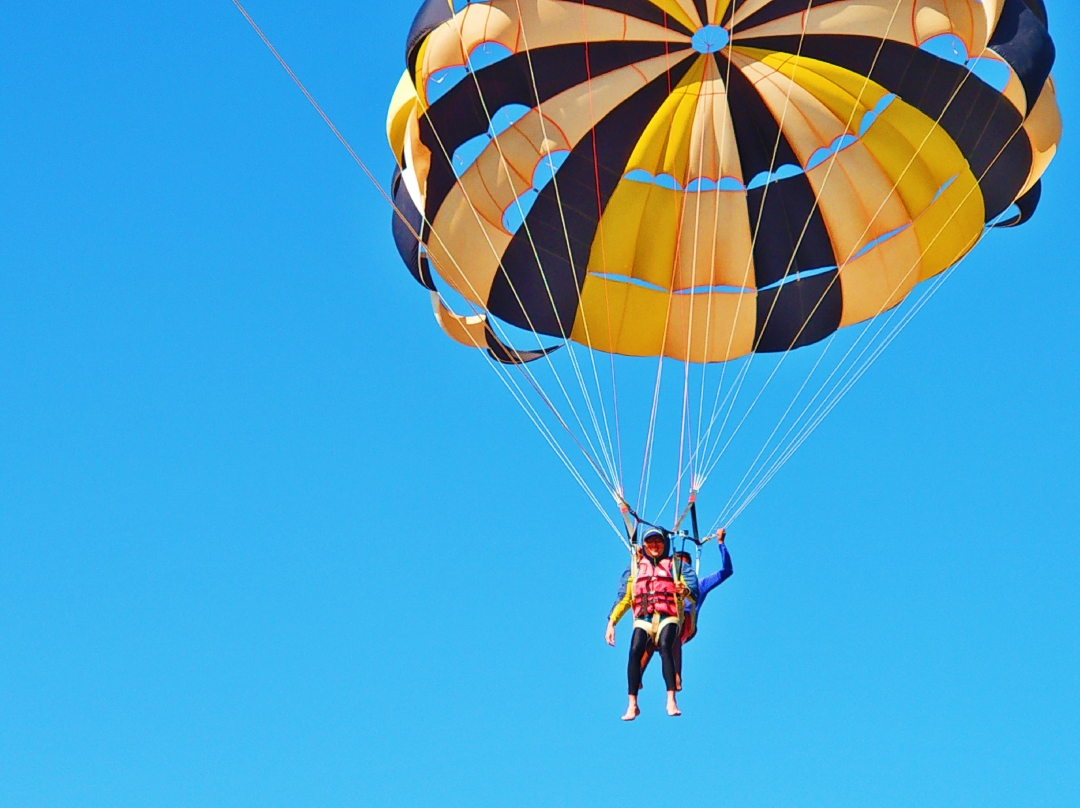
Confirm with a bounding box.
[619,501,637,545]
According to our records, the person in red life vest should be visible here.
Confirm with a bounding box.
[635,529,732,691]
[605,527,698,720]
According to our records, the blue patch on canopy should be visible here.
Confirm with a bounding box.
[425,39,513,104]
[746,163,803,190]
[624,169,654,184]
[502,189,539,234]
[622,169,746,192]
[757,264,837,293]
[426,65,468,104]
[501,150,572,234]
[685,177,718,193]
[489,103,530,137]
[920,33,969,65]
[967,57,1012,92]
[850,224,911,262]
[531,150,570,190]
[931,174,959,204]
[805,134,859,171]
[452,133,491,177]
[990,203,1023,227]
[857,94,896,136]
[654,174,682,191]
[468,41,513,72]
[590,273,668,293]
[452,0,491,11]
[451,103,532,177]
[920,34,1013,93]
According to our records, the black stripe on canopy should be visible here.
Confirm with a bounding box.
[486,56,700,337]
[989,0,1055,113]
[755,270,843,353]
[580,0,696,36]
[720,55,837,291]
[735,35,1034,220]
[718,53,841,353]
[735,0,851,34]
[421,41,692,224]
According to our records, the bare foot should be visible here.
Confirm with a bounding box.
[666,693,681,717]
[622,697,640,721]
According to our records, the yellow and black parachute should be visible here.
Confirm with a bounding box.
[388,0,1058,363]
[385,0,1060,534]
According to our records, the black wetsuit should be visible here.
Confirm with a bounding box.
[627,621,679,694]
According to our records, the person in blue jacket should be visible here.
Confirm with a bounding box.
[682,527,733,643]
[641,528,732,690]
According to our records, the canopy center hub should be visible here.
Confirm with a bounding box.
[691,25,730,54]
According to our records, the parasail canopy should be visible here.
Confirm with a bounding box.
[386,0,1060,537]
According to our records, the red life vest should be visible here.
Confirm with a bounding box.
[632,556,679,617]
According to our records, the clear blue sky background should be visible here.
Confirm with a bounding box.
[1,2,1077,806]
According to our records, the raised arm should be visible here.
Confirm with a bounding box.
[698,530,733,601]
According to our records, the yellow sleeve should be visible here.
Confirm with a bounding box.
[608,578,633,625]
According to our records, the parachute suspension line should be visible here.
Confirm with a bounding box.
[667,37,719,502]
[230,1,624,532]
[720,262,959,528]
[511,360,620,494]
[676,361,690,524]
[697,0,906,486]
[573,0,625,492]
[478,342,625,541]
[679,35,728,513]
[651,458,696,526]
[714,100,1031,528]
[694,0,820,482]
[640,8,700,525]
[708,36,1010,505]
[700,326,830,486]
[415,91,619,493]
[694,29,746,490]
[637,347,667,519]
[416,122,619,497]
[694,0,905,488]
[712,332,841,519]
[442,24,621,491]
[725,107,1031,525]
[697,0,978,490]
[640,221,690,523]
[673,95,701,525]
[574,0,627,494]
[484,1,622,489]
[231,1,407,239]
[720,330,871,521]
[635,12,676,519]
[693,46,733,487]
[696,348,757,480]
[719,298,930,529]
[699,0,909,493]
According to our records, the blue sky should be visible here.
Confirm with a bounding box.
[1,2,1077,806]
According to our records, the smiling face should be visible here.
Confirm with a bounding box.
[643,536,665,559]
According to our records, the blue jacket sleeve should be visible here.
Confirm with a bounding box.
[697,543,733,608]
